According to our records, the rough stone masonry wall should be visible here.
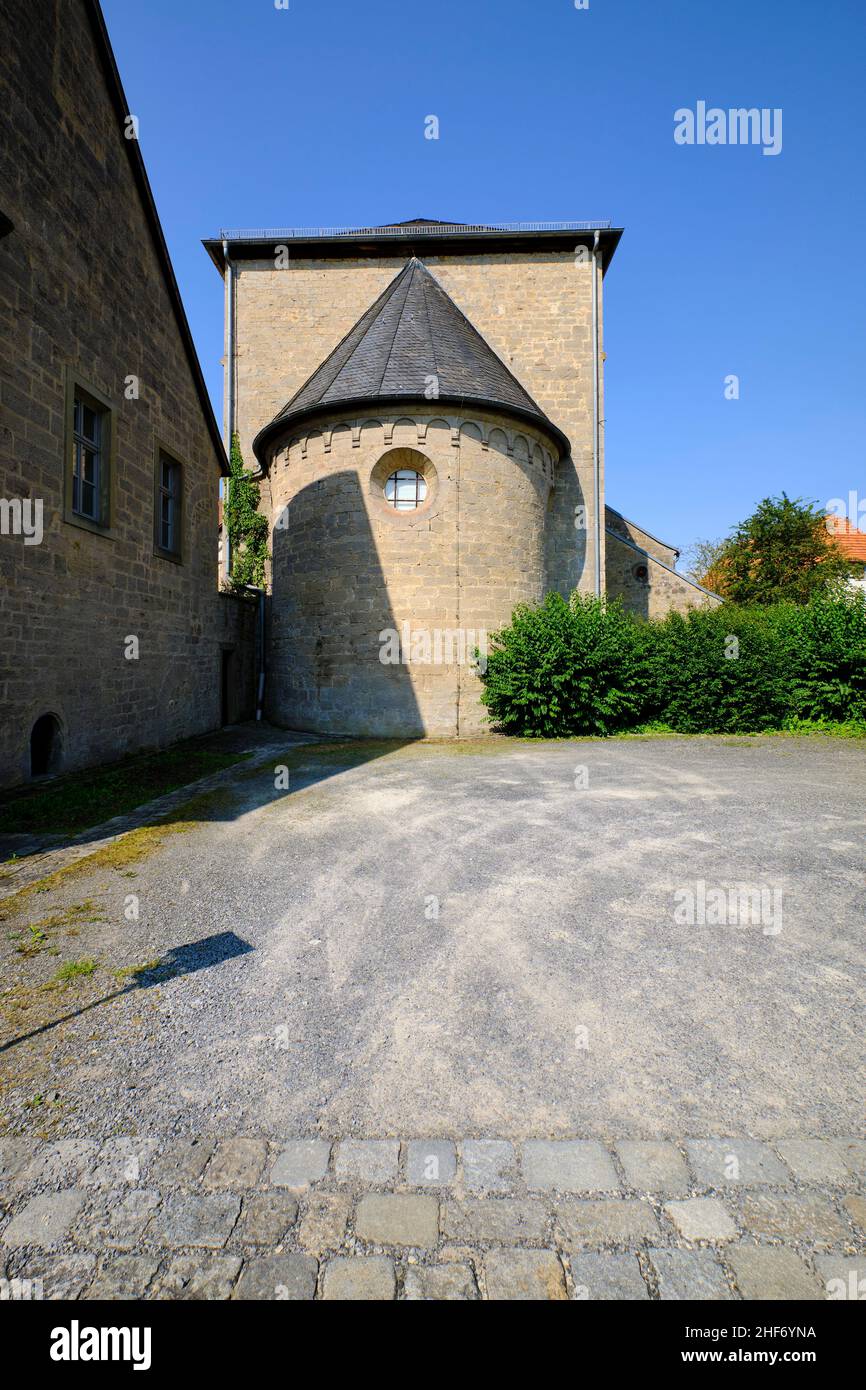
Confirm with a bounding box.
[232,249,603,597]
[605,507,679,567]
[264,410,557,737]
[0,0,254,788]
[605,532,722,620]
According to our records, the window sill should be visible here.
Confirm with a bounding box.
[63,509,114,539]
[154,546,184,566]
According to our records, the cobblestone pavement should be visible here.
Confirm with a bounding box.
[1,737,864,1301]
[1,1133,863,1300]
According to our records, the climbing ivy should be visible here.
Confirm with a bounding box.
[224,432,269,588]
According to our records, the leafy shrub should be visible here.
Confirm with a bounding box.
[480,592,648,737]
[645,604,795,733]
[785,588,866,722]
[479,588,866,737]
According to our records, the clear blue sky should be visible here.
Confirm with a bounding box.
[101,0,865,558]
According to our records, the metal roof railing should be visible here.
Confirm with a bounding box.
[217,220,613,241]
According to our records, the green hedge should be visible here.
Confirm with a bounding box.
[479,590,866,737]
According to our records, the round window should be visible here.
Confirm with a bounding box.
[633,563,649,583]
[384,469,427,510]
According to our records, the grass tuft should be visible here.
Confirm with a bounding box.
[50,958,98,985]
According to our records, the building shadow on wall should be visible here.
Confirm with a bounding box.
[545,456,588,597]
[0,471,426,860]
[605,532,652,620]
[268,466,425,738]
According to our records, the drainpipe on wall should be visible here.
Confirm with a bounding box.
[239,584,266,722]
[591,229,602,597]
[223,238,234,582]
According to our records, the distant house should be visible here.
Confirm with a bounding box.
[826,515,866,569]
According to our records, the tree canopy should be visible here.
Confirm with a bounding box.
[690,494,856,604]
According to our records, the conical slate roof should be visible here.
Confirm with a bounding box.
[252,259,568,463]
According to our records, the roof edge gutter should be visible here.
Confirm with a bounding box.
[203,225,624,276]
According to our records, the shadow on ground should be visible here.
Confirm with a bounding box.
[0,932,252,1055]
[0,727,422,872]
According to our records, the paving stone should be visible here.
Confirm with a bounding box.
[843,1195,866,1231]
[18,1140,97,1188]
[74,1189,161,1250]
[404,1262,479,1300]
[615,1140,689,1195]
[235,1194,298,1245]
[484,1248,567,1300]
[815,1255,866,1300]
[355,1193,439,1248]
[664,1198,737,1243]
[0,1270,46,1301]
[2,1191,85,1249]
[149,1192,240,1249]
[774,1138,850,1184]
[523,1140,619,1193]
[570,1252,649,1300]
[0,1138,38,1181]
[461,1140,515,1192]
[740,1193,847,1245]
[203,1137,268,1190]
[157,1255,243,1300]
[321,1255,396,1300]
[83,1255,160,1300]
[649,1249,733,1300]
[406,1140,457,1186]
[832,1137,866,1179]
[298,1194,351,1253]
[333,1140,399,1184]
[270,1140,330,1188]
[727,1244,821,1300]
[233,1254,317,1300]
[556,1199,660,1246]
[85,1137,159,1187]
[148,1138,214,1187]
[684,1139,789,1186]
[443,1198,547,1244]
[14,1253,96,1300]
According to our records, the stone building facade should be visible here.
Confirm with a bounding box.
[207,223,719,739]
[211,225,609,601]
[0,0,255,790]
[264,405,562,737]
[605,506,720,619]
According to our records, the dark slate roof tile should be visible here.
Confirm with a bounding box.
[257,259,566,456]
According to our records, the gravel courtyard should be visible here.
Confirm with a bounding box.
[0,734,864,1299]
[1,734,864,1139]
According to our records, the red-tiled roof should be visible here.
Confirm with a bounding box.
[825,516,866,561]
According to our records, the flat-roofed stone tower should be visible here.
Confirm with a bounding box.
[207,220,718,737]
[252,256,570,736]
